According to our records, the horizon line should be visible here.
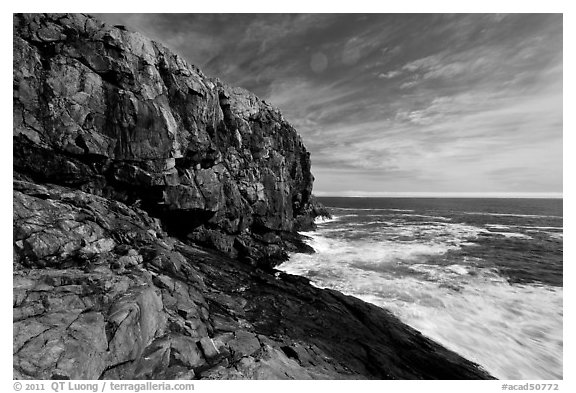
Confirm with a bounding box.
[314,191,563,199]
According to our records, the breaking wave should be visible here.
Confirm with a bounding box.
[281,202,563,379]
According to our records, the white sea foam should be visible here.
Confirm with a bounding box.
[485,224,511,230]
[314,216,340,225]
[400,222,490,242]
[280,228,563,380]
[302,227,470,268]
[546,232,563,240]
[515,225,563,230]
[483,224,562,240]
[399,213,453,221]
[487,231,533,240]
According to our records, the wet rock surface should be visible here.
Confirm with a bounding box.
[13,13,494,380]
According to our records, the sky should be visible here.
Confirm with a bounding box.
[96,13,563,197]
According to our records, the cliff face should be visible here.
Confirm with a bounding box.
[14,13,321,268]
[13,13,493,380]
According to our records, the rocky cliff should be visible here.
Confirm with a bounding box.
[13,12,328,269]
[13,13,494,380]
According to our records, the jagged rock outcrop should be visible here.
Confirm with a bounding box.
[13,13,494,380]
[12,179,342,379]
[13,179,493,380]
[13,12,321,269]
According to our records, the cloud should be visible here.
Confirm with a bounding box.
[378,70,402,79]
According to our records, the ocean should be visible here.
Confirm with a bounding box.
[278,197,563,380]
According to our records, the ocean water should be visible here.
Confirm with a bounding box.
[278,197,563,380]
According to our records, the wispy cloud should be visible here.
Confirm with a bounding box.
[378,70,402,79]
